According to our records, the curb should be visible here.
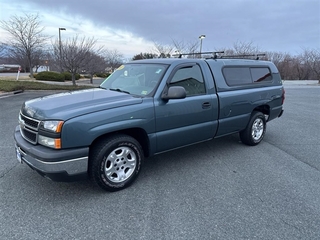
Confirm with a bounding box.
[0,89,24,97]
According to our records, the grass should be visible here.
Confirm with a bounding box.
[0,78,95,92]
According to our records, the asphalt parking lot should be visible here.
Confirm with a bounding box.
[0,84,320,239]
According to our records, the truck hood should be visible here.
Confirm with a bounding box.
[21,88,143,120]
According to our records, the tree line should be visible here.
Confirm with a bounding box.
[132,40,320,83]
[1,14,320,85]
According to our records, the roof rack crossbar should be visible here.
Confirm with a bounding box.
[172,51,266,60]
[172,51,225,58]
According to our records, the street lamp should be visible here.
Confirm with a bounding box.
[199,34,206,58]
[59,27,66,72]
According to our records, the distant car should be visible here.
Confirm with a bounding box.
[0,64,21,72]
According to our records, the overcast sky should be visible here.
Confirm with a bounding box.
[0,0,319,59]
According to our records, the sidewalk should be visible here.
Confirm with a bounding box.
[13,78,104,87]
[35,78,104,87]
[283,80,319,85]
[282,80,320,88]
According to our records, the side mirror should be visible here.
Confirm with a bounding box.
[161,86,186,100]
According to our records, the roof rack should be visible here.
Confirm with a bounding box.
[207,53,266,60]
[172,51,266,60]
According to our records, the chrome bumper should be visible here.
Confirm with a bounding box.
[14,126,89,182]
[16,145,88,176]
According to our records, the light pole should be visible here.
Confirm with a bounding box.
[199,34,206,58]
[59,27,66,72]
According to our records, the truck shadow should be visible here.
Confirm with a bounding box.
[13,133,242,199]
[140,133,241,178]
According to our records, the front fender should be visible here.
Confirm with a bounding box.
[61,103,155,148]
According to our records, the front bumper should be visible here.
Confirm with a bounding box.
[14,126,89,182]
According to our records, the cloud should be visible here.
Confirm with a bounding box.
[1,0,319,57]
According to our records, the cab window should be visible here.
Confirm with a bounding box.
[169,65,206,96]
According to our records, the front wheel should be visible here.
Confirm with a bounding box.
[89,134,143,191]
[239,111,266,146]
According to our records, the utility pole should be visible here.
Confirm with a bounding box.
[199,35,206,58]
[59,27,66,72]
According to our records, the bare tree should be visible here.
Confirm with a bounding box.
[52,35,102,85]
[186,40,200,55]
[32,49,50,73]
[266,51,286,65]
[152,41,174,58]
[233,40,261,55]
[83,51,106,83]
[217,41,263,60]
[171,39,187,54]
[104,49,124,72]
[6,46,29,71]
[0,13,49,78]
[171,39,199,58]
[303,48,320,83]
[292,55,310,80]
[270,52,293,80]
[265,51,313,80]
[0,42,7,58]
[132,52,157,60]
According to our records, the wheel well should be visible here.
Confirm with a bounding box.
[253,105,270,116]
[90,128,150,158]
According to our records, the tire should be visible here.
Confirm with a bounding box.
[239,111,266,146]
[89,134,143,192]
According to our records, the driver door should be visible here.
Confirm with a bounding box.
[154,63,219,153]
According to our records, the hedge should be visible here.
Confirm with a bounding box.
[63,72,80,81]
[34,71,80,82]
[35,71,65,82]
[96,73,111,78]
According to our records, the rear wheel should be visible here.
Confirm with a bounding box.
[89,134,143,191]
[240,111,266,146]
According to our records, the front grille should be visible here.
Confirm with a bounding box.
[19,112,40,145]
[21,128,37,143]
[20,113,40,130]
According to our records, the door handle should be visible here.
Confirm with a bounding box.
[202,102,211,109]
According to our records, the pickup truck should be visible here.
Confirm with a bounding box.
[14,56,285,191]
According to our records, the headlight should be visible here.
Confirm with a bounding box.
[38,135,61,149]
[39,120,64,149]
[42,120,64,132]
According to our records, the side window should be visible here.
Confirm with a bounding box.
[251,67,272,82]
[223,67,252,86]
[169,65,205,96]
[223,66,272,86]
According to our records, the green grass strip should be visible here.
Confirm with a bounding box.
[0,80,94,92]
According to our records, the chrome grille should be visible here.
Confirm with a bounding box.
[19,113,40,130]
[19,112,40,144]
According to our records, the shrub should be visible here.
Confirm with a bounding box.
[35,71,64,82]
[63,72,81,81]
[96,73,111,78]
[62,72,72,80]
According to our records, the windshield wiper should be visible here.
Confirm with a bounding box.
[109,88,130,94]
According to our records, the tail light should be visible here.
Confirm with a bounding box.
[281,88,285,105]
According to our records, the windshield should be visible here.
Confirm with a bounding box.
[100,63,168,97]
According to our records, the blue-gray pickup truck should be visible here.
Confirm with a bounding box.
[14,57,285,191]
